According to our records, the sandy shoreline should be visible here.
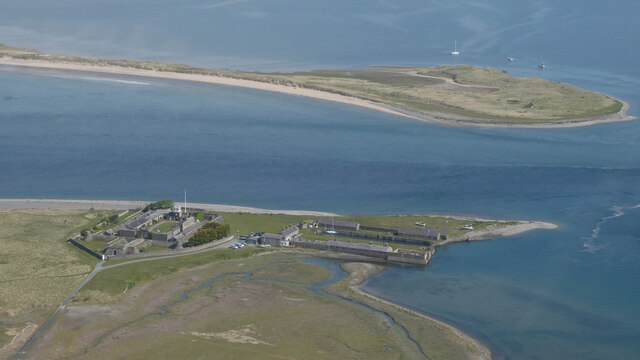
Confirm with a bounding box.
[0,58,634,128]
[0,199,339,216]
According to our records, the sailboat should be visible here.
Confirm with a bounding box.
[538,57,546,69]
[451,40,460,56]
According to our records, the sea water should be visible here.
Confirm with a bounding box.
[1,0,640,359]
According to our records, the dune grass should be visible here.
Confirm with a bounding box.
[0,209,109,351]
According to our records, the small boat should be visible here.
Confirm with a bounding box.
[538,63,546,70]
[462,225,474,230]
[325,230,337,235]
[415,222,426,226]
[507,56,515,62]
[451,40,460,56]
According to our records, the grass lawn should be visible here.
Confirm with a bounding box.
[151,221,177,233]
[80,240,107,252]
[220,212,311,236]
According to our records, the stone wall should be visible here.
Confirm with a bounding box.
[68,238,104,260]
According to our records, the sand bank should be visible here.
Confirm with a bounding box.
[0,58,633,128]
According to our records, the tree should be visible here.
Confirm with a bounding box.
[183,222,230,247]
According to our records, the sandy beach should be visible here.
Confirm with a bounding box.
[0,58,634,128]
[0,58,420,121]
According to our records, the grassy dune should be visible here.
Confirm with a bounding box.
[0,209,109,356]
[0,44,626,126]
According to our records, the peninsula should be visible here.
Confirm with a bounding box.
[1,199,556,359]
[0,44,633,128]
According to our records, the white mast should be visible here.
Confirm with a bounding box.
[451,40,460,56]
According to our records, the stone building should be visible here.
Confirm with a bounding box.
[317,218,360,231]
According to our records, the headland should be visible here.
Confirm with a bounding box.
[0,44,634,128]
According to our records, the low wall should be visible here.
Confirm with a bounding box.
[291,238,430,265]
[291,239,390,259]
[336,230,432,246]
[68,238,104,260]
[105,235,234,260]
[387,248,432,265]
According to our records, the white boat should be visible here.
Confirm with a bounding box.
[325,230,337,235]
[415,221,426,226]
[538,63,546,70]
[451,40,460,56]
[462,225,474,230]
[507,56,515,62]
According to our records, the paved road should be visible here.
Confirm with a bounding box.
[12,236,237,360]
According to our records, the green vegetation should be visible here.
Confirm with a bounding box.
[40,253,467,360]
[221,212,309,235]
[152,221,177,233]
[251,261,330,284]
[78,248,268,299]
[0,209,107,351]
[142,199,174,212]
[142,245,171,252]
[184,222,230,247]
[0,44,625,126]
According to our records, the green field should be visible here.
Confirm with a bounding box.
[0,44,625,126]
[151,221,177,233]
[221,212,310,235]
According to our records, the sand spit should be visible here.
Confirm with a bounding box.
[439,220,558,246]
[0,198,339,216]
[344,262,492,360]
[0,58,634,128]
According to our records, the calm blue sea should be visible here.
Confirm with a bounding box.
[1,1,639,359]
